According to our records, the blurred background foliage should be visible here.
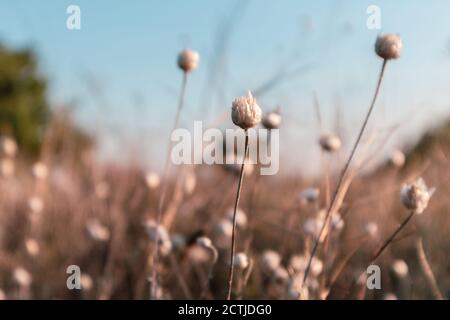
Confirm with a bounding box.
[0,43,92,160]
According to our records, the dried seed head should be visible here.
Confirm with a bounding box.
[32,162,48,180]
[145,172,160,189]
[262,110,282,129]
[231,91,262,129]
[300,188,320,203]
[81,274,93,291]
[226,208,248,229]
[384,293,398,300]
[330,213,344,231]
[28,196,44,214]
[215,219,233,238]
[25,238,40,257]
[14,267,32,287]
[375,34,402,60]
[364,222,378,237]
[391,259,409,278]
[260,250,281,274]
[87,219,110,242]
[389,150,406,168]
[196,236,213,248]
[400,178,435,214]
[272,267,289,283]
[177,49,199,73]
[319,133,342,152]
[234,253,250,269]
[1,136,17,157]
[171,233,186,250]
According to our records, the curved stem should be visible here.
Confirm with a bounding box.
[150,72,188,299]
[226,131,249,300]
[302,59,388,288]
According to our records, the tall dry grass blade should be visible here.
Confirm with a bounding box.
[302,59,388,287]
[150,72,188,299]
[416,237,444,300]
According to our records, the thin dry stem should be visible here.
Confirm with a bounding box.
[302,59,388,287]
[226,131,249,300]
[150,72,188,299]
[416,237,444,300]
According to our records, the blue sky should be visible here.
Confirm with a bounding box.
[1,0,450,174]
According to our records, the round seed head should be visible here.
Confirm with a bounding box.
[375,34,402,60]
[231,91,262,129]
[400,178,434,214]
[1,136,17,157]
[14,267,32,287]
[145,172,160,189]
[32,162,48,180]
[196,236,213,248]
[260,250,281,274]
[389,150,406,168]
[226,207,248,229]
[300,187,320,203]
[319,133,342,152]
[391,259,409,278]
[177,49,199,73]
[364,222,378,237]
[234,253,250,269]
[262,110,282,129]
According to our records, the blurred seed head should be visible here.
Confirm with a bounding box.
[183,170,197,195]
[319,133,342,152]
[234,252,250,269]
[86,219,110,242]
[0,158,15,178]
[14,267,32,287]
[391,259,409,278]
[400,178,435,214]
[226,207,248,229]
[389,150,406,168]
[196,236,213,248]
[330,213,344,231]
[364,222,378,237]
[223,153,254,176]
[171,233,186,251]
[28,196,44,214]
[272,266,289,283]
[260,250,281,274]
[145,172,160,189]
[231,91,262,130]
[81,274,93,291]
[262,110,282,129]
[375,34,402,60]
[1,136,17,157]
[300,187,320,204]
[214,219,233,239]
[384,292,398,300]
[25,238,40,257]
[32,162,48,180]
[0,288,5,300]
[177,49,199,73]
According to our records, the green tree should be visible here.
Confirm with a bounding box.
[0,44,50,155]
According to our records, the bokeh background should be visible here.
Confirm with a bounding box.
[0,0,449,300]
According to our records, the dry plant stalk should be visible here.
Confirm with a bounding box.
[416,237,444,300]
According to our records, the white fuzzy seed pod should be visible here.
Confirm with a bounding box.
[177,49,199,73]
[262,111,282,129]
[234,253,250,269]
[319,133,342,152]
[400,178,434,214]
[375,34,402,60]
[260,250,281,274]
[231,91,262,130]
